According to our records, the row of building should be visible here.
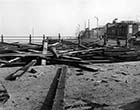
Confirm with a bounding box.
[79,20,140,41]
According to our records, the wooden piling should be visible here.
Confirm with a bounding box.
[29,34,32,44]
[78,34,81,46]
[1,34,3,43]
[42,35,48,65]
[58,33,61,42]
[43,34,45,41]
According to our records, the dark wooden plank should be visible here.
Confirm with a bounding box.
[52,66,67,110]
[5,59,37,81]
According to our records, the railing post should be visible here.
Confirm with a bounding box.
[1,34,3,43]
[42,35,48,65]
[29,34,32,44]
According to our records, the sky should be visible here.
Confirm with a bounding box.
[0,0,140,36]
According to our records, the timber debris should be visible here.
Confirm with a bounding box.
[0,37,140,72]
[5,59,37,81]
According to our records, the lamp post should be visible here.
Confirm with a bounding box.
[94,16,99,38]
[78,24,80,33]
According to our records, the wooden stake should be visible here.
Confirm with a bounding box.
[1,34,3,43]
[58,33,61,42]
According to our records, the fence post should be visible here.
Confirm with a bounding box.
[1,34,3,43]
[29,34,32,44]
[42,35,48,65]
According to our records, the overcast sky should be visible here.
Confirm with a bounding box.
[0,0,140,36]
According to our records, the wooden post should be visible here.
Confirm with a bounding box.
[29,34,32,44]
[78,34,81,46]
[42,34,46,47]
[1,34,3,43]
[42,35,48,65]
[103,34,107,46]
[43,34,45,41]
[58,33,61,42]
[126,33,130,48]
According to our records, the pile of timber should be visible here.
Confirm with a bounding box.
[61,45,140,62]
[0,42,42,67]
[0,39,140,69]
[0,41,97,72]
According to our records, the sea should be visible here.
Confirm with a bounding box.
[2,35,75,44]
[4,38,43,44]
[2,35,58,44]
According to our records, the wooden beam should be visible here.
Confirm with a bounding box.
[49,47,59,58]
[5,59,37,81]
[74,64,98,72]
[52,66,67,110]
[40,67,62,110]
[1,34,3,43]
[29,34,32,44]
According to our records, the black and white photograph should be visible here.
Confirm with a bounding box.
[0,0,140,110]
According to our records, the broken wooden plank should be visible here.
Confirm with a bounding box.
[74,64,98,72]
[14,50,27,54]
[64,47,104,56]
[78,44,88,49]
[60,56,82,61]
[8,57,21,64]
[0,57,21,67]
[29,43,42,47]
[49,47,60,58]
[2,62,26,67]
[5,59,37,81]
[52,66,67,110]
[0,59,9,64]
[46,58,90,65]
[27,49,41,53]
[49,42,61,47]
[40,67,62,110]
[89,59,114,63]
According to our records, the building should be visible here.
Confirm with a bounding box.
[79,26,106,40]
[106,20,140,40]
